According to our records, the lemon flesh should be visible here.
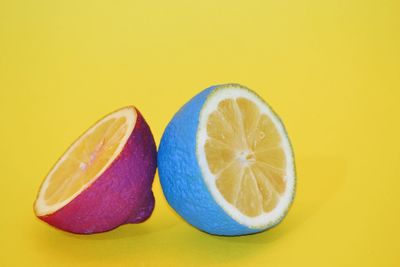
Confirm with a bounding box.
[205,97,286,217]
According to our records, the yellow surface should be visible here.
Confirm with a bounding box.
[0,0,399,266]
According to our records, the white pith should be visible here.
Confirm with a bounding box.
[34,107,137,216]
[197,85,295,228]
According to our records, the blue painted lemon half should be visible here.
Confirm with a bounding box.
[158,84,295,236]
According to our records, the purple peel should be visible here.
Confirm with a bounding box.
[125,191,155,224]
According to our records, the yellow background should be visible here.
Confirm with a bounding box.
[0,0,399,266]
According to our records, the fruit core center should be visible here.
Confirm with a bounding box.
[79,138,105,171]
[237,150,256,165]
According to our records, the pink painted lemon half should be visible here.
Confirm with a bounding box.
[34,106,157,234]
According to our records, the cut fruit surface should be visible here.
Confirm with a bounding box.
[35,107,137,216]
[197,85,295,227]
[206,98,285,216]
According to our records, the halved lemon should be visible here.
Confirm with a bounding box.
[34,107,157,234]
[158,84,295,235]
[197,86,295,228]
